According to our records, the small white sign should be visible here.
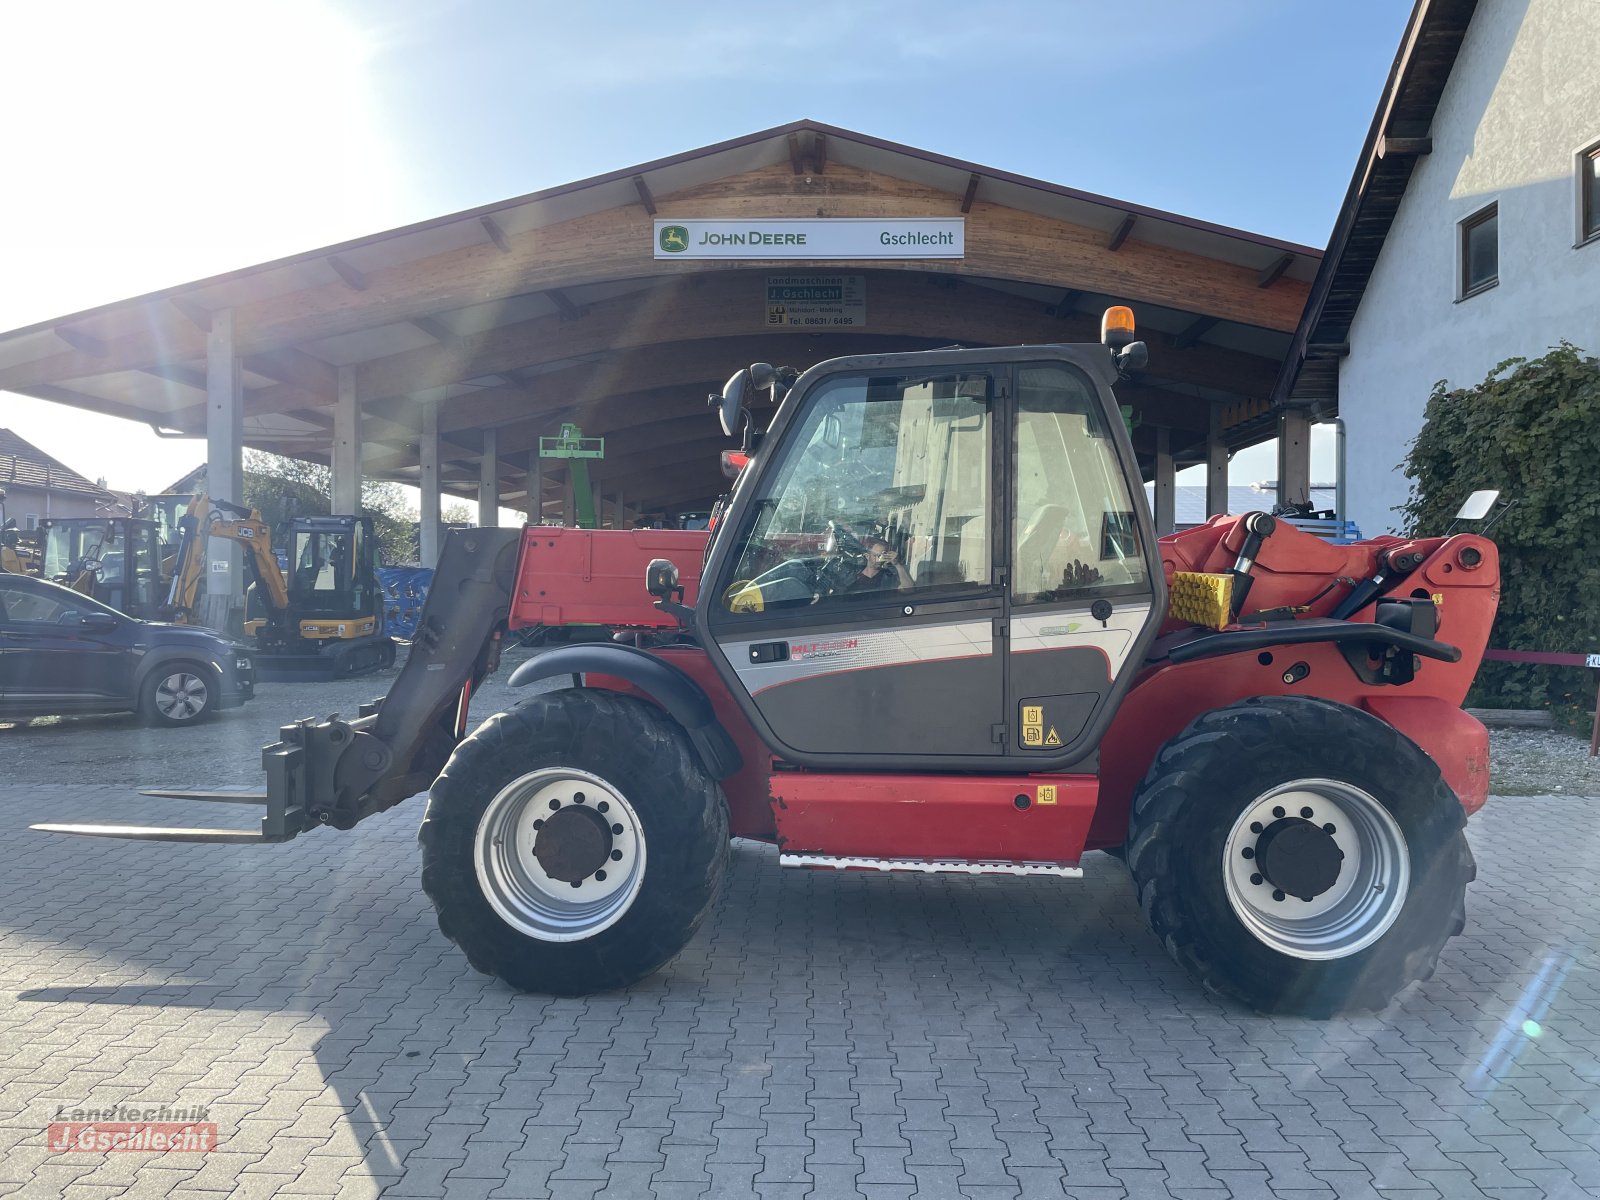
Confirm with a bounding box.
[209,560,231,574]
[1586,653,1600,669]
[766,275,866,329]
[655,218,964,260]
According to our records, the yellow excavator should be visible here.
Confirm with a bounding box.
[165,489,394,680]
[0,520,34,575]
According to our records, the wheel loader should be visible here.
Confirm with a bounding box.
[36,310,1498,1016]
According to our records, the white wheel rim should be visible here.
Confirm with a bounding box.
[1222,778,1410,961]
[155,672,208,720]
[473,768,647,942]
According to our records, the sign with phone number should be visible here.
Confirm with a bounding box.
[766,275,866,328]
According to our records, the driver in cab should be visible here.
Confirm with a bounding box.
[847,533,913,594]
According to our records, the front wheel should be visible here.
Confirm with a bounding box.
[419,689,728,995]
[1127,696,1475,1016]
[139,663,216,727]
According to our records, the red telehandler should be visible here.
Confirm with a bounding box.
[37,310,1497,1016]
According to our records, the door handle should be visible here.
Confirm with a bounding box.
[748,641,790,664]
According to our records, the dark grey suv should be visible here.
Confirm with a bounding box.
[0,574,255,727]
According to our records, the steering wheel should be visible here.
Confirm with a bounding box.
[815,519,870,595]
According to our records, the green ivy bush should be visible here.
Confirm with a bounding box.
[1401,343,1600,721]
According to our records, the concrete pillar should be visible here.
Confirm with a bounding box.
[332,365,361,514]
[1153,426,1176,536]
[477,427,499,528]
[562,468,575,527]
[1205,403,1229,519]
[419,400,441,568]
[1278,407,1313,509]
[204,308,243,630]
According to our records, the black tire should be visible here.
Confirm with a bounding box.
[138,661,217,727]
[418,689,729,995]
[1127,695,1475,1017]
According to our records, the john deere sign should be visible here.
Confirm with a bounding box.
[653,218,964,260]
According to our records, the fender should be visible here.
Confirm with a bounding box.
[132,644,231,693]
[509,643,743,780]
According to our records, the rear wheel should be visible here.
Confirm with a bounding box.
[419,689,728,995]
[139,662,216,727]
[1127,695,1474,1016]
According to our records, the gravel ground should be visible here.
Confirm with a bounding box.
[1489,724,1600,797]
[5,651,1595,799]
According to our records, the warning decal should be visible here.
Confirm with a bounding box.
[1044,727,1062,747]
[1037,784,1058,806]
[1021,703,1056,750]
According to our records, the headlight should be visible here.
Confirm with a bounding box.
[236,657,253,670]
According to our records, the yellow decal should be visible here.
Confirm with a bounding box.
[1022,705,1043,726]
[1022,725,1044,746]
[1044,726,1062,747]
[1432,592,1444,606]
[1037,785,1058,806]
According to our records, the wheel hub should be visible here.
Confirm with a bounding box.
[1253,818,1344,900]
[533,805,614,883]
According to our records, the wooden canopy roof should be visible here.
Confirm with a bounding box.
[0,120,1317,517]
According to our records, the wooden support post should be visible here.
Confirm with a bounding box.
[1278,408,1313,509]
[478,426,499,528]
[1154,426,1176,536]
[332,365,362,515]
[419,400,441,568]
[204,308,243,631]
[1206,403,1229,519]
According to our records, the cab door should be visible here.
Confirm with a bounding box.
[1002,362,1162,764]
[703,361,1005,766]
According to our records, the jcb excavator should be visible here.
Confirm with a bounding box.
[164,490,394,680]
[38,309,1500,1017]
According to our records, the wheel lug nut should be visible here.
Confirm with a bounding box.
[1249,821,1263,834]
[610,849,623,861]
[1250,873,1263,886]
[595,870,607,882]
[1241,847,1255,860]
[1272,806,1286,819]
[1300,806,1314,819]
[1323,823,1336,835]
[569,880,582,889]
[549,799,561,810]
[597,801,609,813]
[533,819,544,830]
[611,823,624,835]
[574,792,586,803]
[1272,889,1286,902]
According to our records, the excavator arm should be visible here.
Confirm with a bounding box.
[163,489,290,622]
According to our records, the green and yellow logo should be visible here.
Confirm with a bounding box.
[659,225,689,253]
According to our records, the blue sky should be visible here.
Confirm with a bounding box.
[0,0,1410,493]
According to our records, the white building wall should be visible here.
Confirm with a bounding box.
[1340,0,1600,534]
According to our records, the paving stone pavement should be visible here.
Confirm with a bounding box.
[1,782,1598,1199]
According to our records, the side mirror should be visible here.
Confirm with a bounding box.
[645,558,681,601]
[712,369,751,439]
[78,612,119,632]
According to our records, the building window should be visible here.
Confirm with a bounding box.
[1581,142,1600,245]
[1459,203,1498,299]
[24,514,39,531]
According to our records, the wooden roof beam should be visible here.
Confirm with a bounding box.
[169,296,212,332]
[1048,289,1080,319]
[812,134,827,174]
[55,327,107,358]
[1257,254,1295,289]
[632,175,657,216]
[547,289,584,321]
[961,173,981,214]
[327,255,369,291]
[1107,213,1136,252]
[1174,316,1220,349]
[480,215,512,254]
[787,133,805,175]
[1379,135,1433,158]
[138,363,208,391]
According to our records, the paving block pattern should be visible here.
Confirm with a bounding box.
[0,782,1597,1198]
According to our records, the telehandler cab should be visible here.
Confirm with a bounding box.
[37,310,1497,1016]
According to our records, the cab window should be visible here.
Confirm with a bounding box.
[721,370,992,614]
[1012,365,1148,604]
